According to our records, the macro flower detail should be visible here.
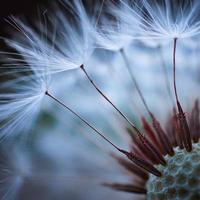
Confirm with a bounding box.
[0,64,49,139]
[112,0,200,40]
[139,0,200,39]
[147,143,200,199]
[1,0,200,199]
[0,0,98,139]
[2,0,97,75]
[106,101,200,199]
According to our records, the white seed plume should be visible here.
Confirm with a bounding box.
[0,64,49,139]
[96,0,139,51]
[109,0,200,41]
[140,0,200,39]
[2,0,98,76]
[0,0,99,139]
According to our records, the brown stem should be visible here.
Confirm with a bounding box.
[158,45,174,106]
[120,48,151,115]
[80,64,141,134]
[45,91,122,152]
[173,38,178,103]
[172,38,192,152]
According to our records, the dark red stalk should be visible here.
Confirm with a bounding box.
[127,127,166,165]
[103,183,147,194]
[137,133,166,165]
[151,113,174,156]
[173,38,178,102]
[189,100,200,142]
[142,117,164,153]
[46,91,162,176]
[113,155,149,180]
[45,91,121,151]
[120,48,151,114]
[120,48,174,156]
[172,38,192,152]
[119,149,162,177]
[80,64,141,134]
[157,44,174,106]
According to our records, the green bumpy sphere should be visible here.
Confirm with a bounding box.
[146,142,200,200]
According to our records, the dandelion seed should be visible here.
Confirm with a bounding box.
[110,0,200,41]
[1,0,98,76]
[0,63,49,139]
[139,0,200,40]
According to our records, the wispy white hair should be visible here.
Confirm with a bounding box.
[140,0,200,39]
[55,0,98,66]
[0,64,49,139]
[96,0,140,51]
[0,0,99,139]
[3,0,98,75]
[109,0,200,41]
